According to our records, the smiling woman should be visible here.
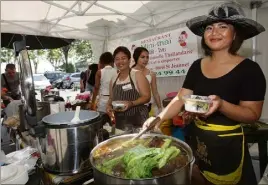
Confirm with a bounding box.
[142,2,266,185]
[106,46,151,131]
[201,22,244,56]
[132,47,162,115]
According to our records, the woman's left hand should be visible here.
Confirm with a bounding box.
[204,95,223,116]
[118,101,134,112]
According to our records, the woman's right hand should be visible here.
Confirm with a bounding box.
[106,105,114,117]
[1,88,8,97]
[142,116,162,133]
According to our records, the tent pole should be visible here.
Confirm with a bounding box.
[250,1,262,61]
[103,26,109,52]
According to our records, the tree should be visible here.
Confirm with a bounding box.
[60,63,75,73]
[46,49,63,69]
[71,40,93,63]
[75,60,90,71]
[28,50,46,73]
[1,48,14,63]
[61,45,71,72]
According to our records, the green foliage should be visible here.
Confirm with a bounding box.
[60,63,75,73]
[45,40,92,72]
[74,60,89,70]
[1,48,14,63]
[61,45,72,72]
[46,49,63,68]
[70,40,93,63]
[1,39,93,74]
[28,50,46,73]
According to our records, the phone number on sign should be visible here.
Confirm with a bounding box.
[156,69,187,77]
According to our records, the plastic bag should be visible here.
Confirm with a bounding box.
[5,147,38,172]
[4,100,22,117]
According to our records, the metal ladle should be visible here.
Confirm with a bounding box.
[111,117,161,152]
[70,106,81,123]
[131,116,161,140]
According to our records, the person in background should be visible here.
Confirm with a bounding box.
[91,52,117,112]
[85,64,98,93]
[106,46,151,131]
[1,64,21,106]
[132,47,162,115]
[143,3,266,185]
[80,71,86,93]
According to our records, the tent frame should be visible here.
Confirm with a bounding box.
[1,0,266,53]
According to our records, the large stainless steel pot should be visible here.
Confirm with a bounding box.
[37,110,107,175]
[90,133,195,185]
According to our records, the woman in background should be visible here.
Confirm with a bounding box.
[132,47,162,115]
[106,46,151,131]
[84,63,98,93]
[80,71,86,93]
[91,52,117,112]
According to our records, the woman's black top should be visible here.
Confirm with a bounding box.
[183,58,266,125]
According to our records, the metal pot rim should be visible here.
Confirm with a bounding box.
[90,133,194,180]
[42,110,100,128]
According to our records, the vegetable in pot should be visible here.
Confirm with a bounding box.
[96,138,182,179]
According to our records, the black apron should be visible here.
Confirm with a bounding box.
[112,70,148,132]
[188,118,257,185]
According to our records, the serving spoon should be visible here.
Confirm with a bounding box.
[70,106,81,123]
[110,117,161,153]
[131,116,161,141]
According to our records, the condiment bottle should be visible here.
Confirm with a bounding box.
[65,96,72,111]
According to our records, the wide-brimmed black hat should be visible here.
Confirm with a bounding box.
[186,3,265,40]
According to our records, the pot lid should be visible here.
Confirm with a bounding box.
[42,110,100,126]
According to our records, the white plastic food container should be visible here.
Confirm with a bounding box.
[182,95,211,113]
[112,101,126,111]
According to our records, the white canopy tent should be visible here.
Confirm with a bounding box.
[0,1,254,57]
[1,0,268,119]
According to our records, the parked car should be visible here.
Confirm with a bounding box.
[51,73,69,89]
[44,71,65,84]
[62,73,81,89]
[33,74,51,90]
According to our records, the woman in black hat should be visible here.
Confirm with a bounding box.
[143,3,266,185]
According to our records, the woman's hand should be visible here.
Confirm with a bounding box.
[1,88,8,97]
[106,105,114,117]
[142,116,162,133]
[118,101,134,112]
[204,95,223,116]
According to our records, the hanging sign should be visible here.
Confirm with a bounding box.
[130,27,198,77]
